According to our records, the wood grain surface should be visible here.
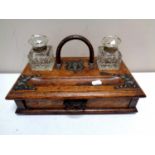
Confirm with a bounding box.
[6,57,146,114]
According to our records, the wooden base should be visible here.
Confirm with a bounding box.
[16,108,137,115]
[6,58,146,115]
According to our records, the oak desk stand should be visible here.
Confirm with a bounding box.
[6,35,146,115]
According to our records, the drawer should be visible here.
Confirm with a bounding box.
[25,97,131,109]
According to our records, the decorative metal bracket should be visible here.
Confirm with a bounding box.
[100,72,139,89]
[13,75,38,91]
[115,74,139,89]
[64,99,87,110]
[65,60,84,72]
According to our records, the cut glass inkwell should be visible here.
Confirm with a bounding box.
[97,35,122,70]
[28,34,55,71]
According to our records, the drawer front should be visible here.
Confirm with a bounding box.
[25,98,131,109]
[25,99,64,109]
[87,98,130,108]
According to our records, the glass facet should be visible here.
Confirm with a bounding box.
[28,34,55,71]
[28,34,48,48]
[97,35,122,70]
[102,35,121,48]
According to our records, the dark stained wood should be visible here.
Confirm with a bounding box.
[15,100,26,110]
[16,108,137,115]
[6,57,146,115]
[56,35,94,67]
[128,97,139,108]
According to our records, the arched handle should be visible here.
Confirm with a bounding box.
[56,35,94,69]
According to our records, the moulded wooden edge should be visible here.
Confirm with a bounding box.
[15,107,138,115]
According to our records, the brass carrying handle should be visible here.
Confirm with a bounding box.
[56,35,94,69]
